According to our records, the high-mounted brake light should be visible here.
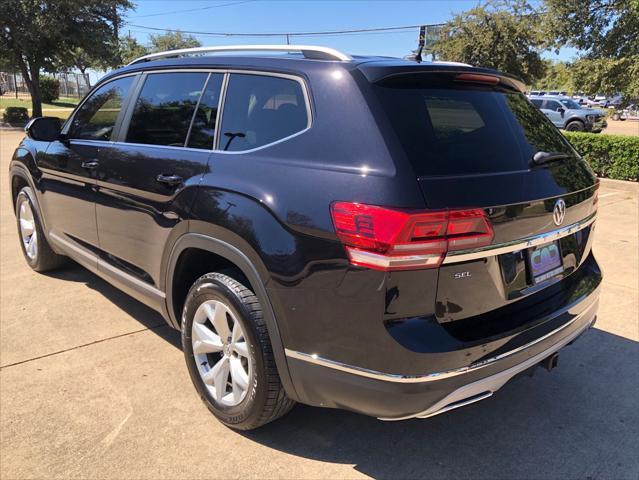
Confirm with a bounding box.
[330,202,494,271]
[455,73,500,85]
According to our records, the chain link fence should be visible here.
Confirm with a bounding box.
[0,71,91,99]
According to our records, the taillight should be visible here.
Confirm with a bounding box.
[330,202,493,271]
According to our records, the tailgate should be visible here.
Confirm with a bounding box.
[372,69,599,337]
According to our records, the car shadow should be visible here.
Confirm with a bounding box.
[46,263,638,479]
[240,328,638,479]
[45,262,182,349]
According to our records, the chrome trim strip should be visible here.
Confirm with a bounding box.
[49,232,165,299]
[380,314,595,421]
[284,296,597,384]
[443,213,596,264]
[127,45,353,65]
[97,259,166,299]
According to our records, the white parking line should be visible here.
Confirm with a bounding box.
[599,193,618,198]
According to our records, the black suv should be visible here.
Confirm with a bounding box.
[10,46,601,430]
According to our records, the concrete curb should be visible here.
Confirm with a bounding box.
[598,177,638,192]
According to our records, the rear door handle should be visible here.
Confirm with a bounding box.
[81,160,99,169]
[156,174,183,186]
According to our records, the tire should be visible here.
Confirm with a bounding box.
[15,187,66,272]
[181,272,294,430]
[565,120,585,132]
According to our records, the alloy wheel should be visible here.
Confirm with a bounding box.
[191,299,252,406]
[18,198,38,260]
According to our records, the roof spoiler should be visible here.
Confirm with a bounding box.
[363,65,526,93]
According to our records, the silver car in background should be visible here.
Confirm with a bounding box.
[528,95,607,133]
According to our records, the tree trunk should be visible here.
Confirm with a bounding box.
[29,66,43,117]
[18,59,43,118]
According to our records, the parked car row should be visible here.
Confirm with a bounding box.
[528,91,623,108]
[528,95,607,132]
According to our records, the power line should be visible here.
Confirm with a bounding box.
[125,22,445,38]
[128,0,257,19]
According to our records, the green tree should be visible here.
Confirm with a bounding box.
[118,34,149,66]
[544,0,639,97]
[533,60,575,92]
[432,0,547,83]
[148,31,202,53]
[0,0,131,117]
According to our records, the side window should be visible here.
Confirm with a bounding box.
[126,72,208,147]
[544,100,562,112]
[530,99,543,108]
[186,74,224,149]
[219,74,309,152]
[69,76,134,141]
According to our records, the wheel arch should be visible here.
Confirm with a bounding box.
[164,231,299,401]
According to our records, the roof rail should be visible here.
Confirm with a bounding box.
[127,44,353,65]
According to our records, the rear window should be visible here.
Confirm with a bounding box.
[374,82,572,177]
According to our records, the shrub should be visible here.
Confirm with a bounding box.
[40,76,60,103]
[2,106,29,124]
[563,131,639,181]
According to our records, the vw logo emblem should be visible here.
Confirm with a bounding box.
[553,198,566,226]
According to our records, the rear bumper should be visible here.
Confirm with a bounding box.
[286,285,599,420]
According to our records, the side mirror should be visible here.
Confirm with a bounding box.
[557,107,565,115]
[25,117,62,142]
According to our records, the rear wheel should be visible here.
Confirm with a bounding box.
[15,187,66,272]
[565,120,585,132]
[181,272,294,430]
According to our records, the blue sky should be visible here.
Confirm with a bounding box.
[123,0,578,61]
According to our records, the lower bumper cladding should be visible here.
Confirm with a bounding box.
[285,301,597,421]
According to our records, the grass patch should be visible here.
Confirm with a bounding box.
[0,96,80,110]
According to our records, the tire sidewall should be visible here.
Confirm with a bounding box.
[15,187,40,269]
[181,276,268,427]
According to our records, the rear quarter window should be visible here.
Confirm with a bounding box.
[219,74,309,152]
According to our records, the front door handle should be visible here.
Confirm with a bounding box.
[81,160,99,169]
[156,173,183,186]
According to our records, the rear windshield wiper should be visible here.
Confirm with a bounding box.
[531,151,574,166]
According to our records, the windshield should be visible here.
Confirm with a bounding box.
[374,82,574,176]
[559,98,581,109]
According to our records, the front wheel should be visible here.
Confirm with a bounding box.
[181,272,294,430]
[15,187,66,272]
[565,120,585,132]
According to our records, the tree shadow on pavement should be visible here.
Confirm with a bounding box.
[243,329,639,479]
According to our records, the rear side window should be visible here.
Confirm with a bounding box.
[219,74,308,152]
[69,76,133,141]
[126,72,208,147]
[374,82,572,176]
[530,99,543,108]
[543,100,562,112]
